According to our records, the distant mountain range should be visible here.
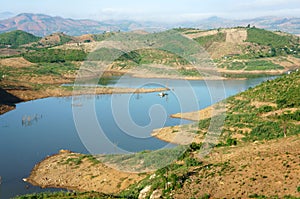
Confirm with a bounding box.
[0,13,300,36]
[185,16,300,36]
[0,12,14,20]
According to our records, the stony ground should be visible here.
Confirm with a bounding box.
[174,135,300,198]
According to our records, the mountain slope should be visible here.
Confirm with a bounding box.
[0,12,14,20]
[180,16,300,36]
[1,13,300,37]
[0,30,40,47]
[147,71,300,198]
[0,13,116,36]
[180,27,300,74]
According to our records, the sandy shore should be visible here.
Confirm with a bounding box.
[152,104,226,144]
[26,150,147,194]
[171,105,224,121]
[151,125,204,145]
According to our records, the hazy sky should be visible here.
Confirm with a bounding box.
[1,0,300,21]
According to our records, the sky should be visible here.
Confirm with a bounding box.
[1,0,300,21]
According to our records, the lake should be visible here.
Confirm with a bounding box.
[0,76,275,198]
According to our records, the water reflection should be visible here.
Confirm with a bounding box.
[21,114,43,127]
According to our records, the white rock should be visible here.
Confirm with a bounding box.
[149,174,156,180]
[138,185,152,199]
[150,189,162,199]
[165,181,172,189]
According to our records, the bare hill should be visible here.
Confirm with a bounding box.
[0,13,115,36]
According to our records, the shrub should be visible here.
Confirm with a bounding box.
[226,138,238,146]
[185,157,203,167]
[258,105,274,113]
[189,142,202,151]
[23,49,87,63]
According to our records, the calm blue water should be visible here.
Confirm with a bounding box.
[0,77,275,198]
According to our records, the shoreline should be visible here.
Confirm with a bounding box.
[151,104,226,144]
[128,71,279,81]
[0,66,281,115]
[0,86,169,115]
[25,150,147,194]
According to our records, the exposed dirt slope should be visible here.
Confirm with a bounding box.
[0,57,35,68]
[26,150,147,194]
[174,135,300,198]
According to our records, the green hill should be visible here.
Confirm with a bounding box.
[199,71,300,144]
[181,27,300,73]
[0,30,41,47]
[246,28,296,48]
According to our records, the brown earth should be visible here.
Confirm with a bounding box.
[174,135,300,198]
[0,48,22,57]
[0,87,22,114]
[0,57,35,68]
[267,56,300,70]
[183,30,219,39]
[0,104,16,114]
[74,34,95,43]
[171,105,223,121]
[152,104,226,145]
[207,42,245,59]
[39,33,66,46]
[225,29,247,43]
[3,86,169,104]
[26,150,147,194]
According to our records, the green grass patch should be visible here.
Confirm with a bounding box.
[178,68,201,76]
[30,62,77,76]
[225,60,284,71]
[244,60,284,71]
[246,28,293,48]
[23,49,87,63]
[100,145,188,172]
[62,154,100,166]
